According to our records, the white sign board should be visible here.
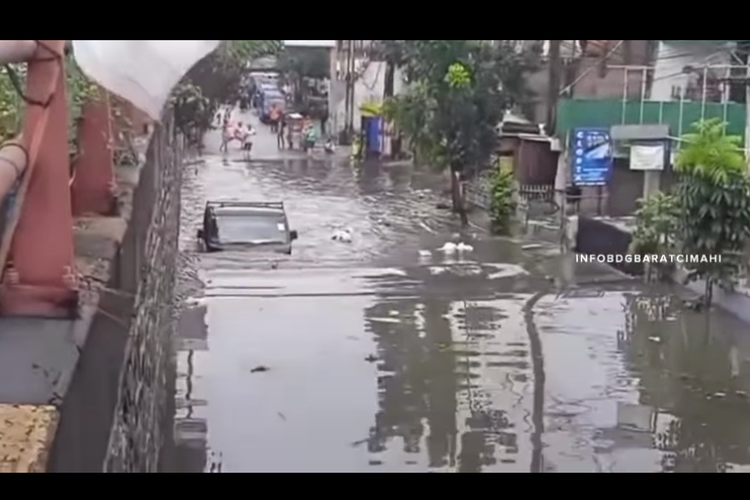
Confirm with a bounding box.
[630,144,665,171]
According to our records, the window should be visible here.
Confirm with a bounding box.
[216,215,287,244]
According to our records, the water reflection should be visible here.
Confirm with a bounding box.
[365,298,458,469]
[172,305,212,473]
[538,288,750,473]
[624,293,750,473]
[363,261,535,472]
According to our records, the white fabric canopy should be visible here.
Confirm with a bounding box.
[71,40,221,120]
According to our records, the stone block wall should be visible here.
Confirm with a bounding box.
[49,116,183,472]
[103,119,183,472]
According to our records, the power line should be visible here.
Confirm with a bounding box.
[560,42,740,96]
[559,40,624,95]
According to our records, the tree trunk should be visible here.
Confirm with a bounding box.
[546,40,563,134]
[451,169,469,226]
[704,278,714,308]
[384,61,395,99]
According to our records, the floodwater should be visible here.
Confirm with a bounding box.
[165,112,750,473]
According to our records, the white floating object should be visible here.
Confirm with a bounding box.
[648,336,662,343]
[332,228,352,243]
[438,242,457,255]
[456,242,474,253]
[369,317,402,324]
[418,250,432,258]
[72,40,221,120]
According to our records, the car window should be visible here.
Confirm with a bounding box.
[216,214,287,244]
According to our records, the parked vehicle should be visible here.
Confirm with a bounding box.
[197,201,298,254]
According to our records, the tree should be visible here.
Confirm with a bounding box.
[276,47,330,119]
[381,40,407,99]
[631,192,680,282]
[674,118,750,305]
[383,40,538,225]
[171,40,282,146]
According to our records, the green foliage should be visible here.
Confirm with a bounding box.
[445,62,470,88]
[632,192,679,254]
[384,40,538,173]
[65,55,101,155]
[628,119,750,299]
[632,192,680,281]
[0,57,100,152]
[673,119,750,302]
[489,161,516,234]
[0,66,22,142]
[277,48,330,80]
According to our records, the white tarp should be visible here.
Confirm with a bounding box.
[630,144,665,171]
[71,40,221,120]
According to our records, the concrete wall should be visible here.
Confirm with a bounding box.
[333,61,404,135]
[49,117,183,472]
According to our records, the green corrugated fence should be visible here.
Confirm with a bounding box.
[556,98,747,144]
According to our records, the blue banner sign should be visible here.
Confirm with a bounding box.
[571,128,613,186]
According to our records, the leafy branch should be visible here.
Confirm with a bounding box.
[633,118,750,305]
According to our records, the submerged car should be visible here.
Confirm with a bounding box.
[197,201,298,254]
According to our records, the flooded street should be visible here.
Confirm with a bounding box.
[167,111,750,473]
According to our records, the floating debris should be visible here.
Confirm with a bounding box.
[369,317,402,324]
[332,228,353,243]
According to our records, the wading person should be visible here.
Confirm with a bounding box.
[277,115,287,150]
[269,104,280,133]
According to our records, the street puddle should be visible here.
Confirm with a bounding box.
[537,290,750,473]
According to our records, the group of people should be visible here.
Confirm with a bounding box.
[217,108,256,153]
[268,105,319,152]
[215,104,334,155]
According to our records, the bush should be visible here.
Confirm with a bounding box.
[674,119,750,304]
[489,162,516,234]
[631,192,679,281]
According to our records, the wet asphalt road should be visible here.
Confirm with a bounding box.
[168,110,750,473]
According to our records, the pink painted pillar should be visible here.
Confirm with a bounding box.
[71,92,116,216]
[0,40,78,317]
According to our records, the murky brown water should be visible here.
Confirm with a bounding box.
[165,112,750,473]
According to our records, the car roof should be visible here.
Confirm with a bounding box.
[212,206,285,217]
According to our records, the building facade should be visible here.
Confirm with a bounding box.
[550,40,748,216]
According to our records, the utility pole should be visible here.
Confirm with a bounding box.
[727,41,750,170]
[546,40,563,135]
[742,41,750,171]
[341,40,356,145]
[346,40,356,138]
